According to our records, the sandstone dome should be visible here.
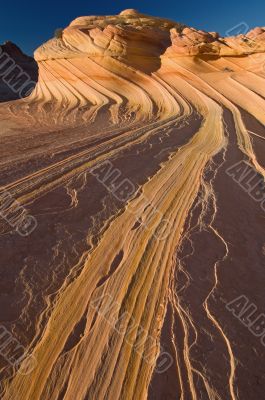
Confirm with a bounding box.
[119,9,140,16]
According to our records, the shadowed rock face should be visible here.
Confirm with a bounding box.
[0,41,38,102]
[0,10,265,400]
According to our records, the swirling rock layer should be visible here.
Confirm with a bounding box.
[0,10,265,400]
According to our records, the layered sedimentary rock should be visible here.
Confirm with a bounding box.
[168,26,265,55]
[0,10,265,400]
[27,10,265,127]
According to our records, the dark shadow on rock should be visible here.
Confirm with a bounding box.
[0,41,38,102]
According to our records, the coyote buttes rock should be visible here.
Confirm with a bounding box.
[0,41,37,101]
[34,10,180,61]
[30,11,265,124]
[0,9,265,400]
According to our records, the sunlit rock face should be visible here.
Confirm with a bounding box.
[167,26,265,56]
[29,12,186,126]
[167,27,221,55]
[0,10,265,400]
[34,13,265,61]
[29,10,265,128]
[34,10,184,70]
[247,26,265,40]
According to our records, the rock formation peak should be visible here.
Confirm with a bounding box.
[119,9,140,16]
[34,11,265,66]
[0,41,37,101]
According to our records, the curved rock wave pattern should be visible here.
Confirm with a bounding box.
[0,9,265,400]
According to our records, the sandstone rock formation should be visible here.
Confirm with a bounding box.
[0,41,37,102]
[25,10,265,128]
[0,10,265,400]
[168,25,265,56]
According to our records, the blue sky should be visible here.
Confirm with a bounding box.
[1,0,265,55]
